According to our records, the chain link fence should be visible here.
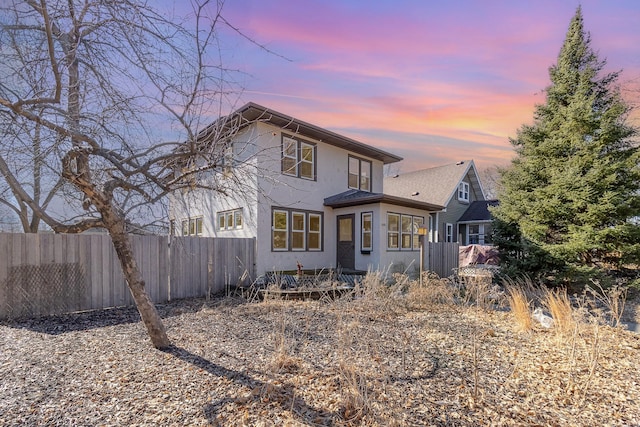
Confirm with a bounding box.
[0,263,86,319]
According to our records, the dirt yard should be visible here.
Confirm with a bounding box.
[1,277,640,426]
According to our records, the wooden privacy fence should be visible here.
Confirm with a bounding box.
[426,242,459,278]
[0,233,255,319]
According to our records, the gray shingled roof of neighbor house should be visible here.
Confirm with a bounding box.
[458,200,499,222]
[383,160,474,206]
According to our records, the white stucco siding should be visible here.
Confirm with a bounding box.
[376,203,430,276]
[253,124,384,211]
[250,124,386,274]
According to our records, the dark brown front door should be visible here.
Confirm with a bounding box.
[337,214,355,270]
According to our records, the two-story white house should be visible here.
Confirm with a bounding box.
[170,102,443,277]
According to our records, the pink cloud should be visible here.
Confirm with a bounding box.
[218,0,640,171]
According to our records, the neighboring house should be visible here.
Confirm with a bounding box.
[383,160,488,244]
[171,102,443,277]
[457,199,498,245]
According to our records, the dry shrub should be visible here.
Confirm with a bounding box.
[505,284,533,332]
[406,271,455,310]
[585,280,628,327]
[458,273,495,311]
[542,287,575,335]
[338,362,370,423]
[351,268,406,317]
[268,303,301,374]
[271,342,301,374]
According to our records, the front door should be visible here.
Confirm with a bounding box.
[337,214,355,270]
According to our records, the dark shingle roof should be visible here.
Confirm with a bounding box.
[324,189,443,211]
[383,160,478,206]
[458,200,499,223]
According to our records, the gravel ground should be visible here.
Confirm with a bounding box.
[1,291,640,426]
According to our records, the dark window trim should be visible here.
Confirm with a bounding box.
[281,135,317,181]
[361,211,373,253]
[271,206,324,252]
[386,211,424,251]
[348,155,372,192]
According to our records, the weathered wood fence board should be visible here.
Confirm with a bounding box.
[427,242,459,278]
[0,233,255,319]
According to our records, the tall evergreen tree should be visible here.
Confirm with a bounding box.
[492,6,640,284]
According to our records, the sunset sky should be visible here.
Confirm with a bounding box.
[215,0,640,172]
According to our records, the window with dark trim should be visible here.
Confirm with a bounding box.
[272,207,323,252]
[387,212,424,250]
[282,136,316,180]
[217,208,243,231]
[361,212,373,252]
[348,155,372,192]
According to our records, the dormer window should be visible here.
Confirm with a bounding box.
[458,181,469,202]
[348,156,371,192]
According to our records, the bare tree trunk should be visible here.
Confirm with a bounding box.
[97,197,170,349]
[109,226,171,349]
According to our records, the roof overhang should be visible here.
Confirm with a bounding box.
[235,102,403,164]
[324,190,444,211]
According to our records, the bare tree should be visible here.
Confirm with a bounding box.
[0,113,67,232]
[478,165,503,200]
[0,0,252,348]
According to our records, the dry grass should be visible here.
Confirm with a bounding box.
[457,272,500,311]
[405,271,456,309]
[505,284,533,332]
[543,287,576,336]
[2,270,640,426]
[585,281,628,327]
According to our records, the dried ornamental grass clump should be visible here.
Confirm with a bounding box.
[506,285,534,332]
[542,287,575,336]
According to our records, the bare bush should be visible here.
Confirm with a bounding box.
[585,280,628,327]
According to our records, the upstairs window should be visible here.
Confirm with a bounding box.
[348,156,372,192]
[222,143,233,175]
[282,136,316,180]
[458,182,470,202]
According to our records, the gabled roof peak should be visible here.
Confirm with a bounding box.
[383,160,481,206]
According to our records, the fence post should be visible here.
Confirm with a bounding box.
[166,234,172,302]
[207,255,213,301]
